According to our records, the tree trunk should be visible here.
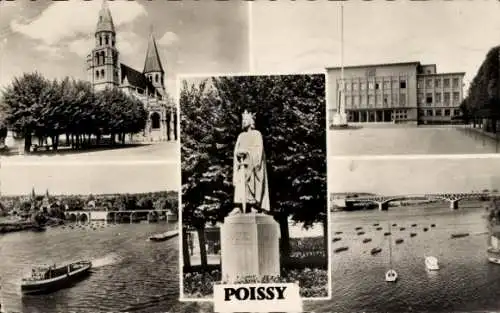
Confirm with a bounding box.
[197,226,208,269]
[166,117,171,141]
[24,133,31,153]
[275,212,290,264]
[182,228,192,269]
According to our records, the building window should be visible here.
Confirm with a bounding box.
[99,36,102,46]
[444,78,450,88]
[425,79,432,88]
[368,95,374,106]
[417,79,423,89]
[155,74,159,83]
[105,35,109,45]
[435,92,441,104]
[360,82,366,90]
[435,109,442,116]
[383,81,390,89]
[417,93,424,104]
[444,109,451,116]
[427,109,433,116]
[95,70,99,79]
[452,78,459,88]
[376,94,382,104]
[112,38,115,47]
[375,83,380,90]
[444,92,450,105]
[354,96,359,106]
[352,82,358,90]
[346,82,351,91]
[383,95,388,107]
[426,93,433,105]
[435,79,441,88]
[151,112,161,129]
[101,69,105,78]
[453,92,460,103]
[454,109,461,116]
[392,93,398,105]
[368,82,374,90]
[400,80,407,89]
[400,94,406,106]
[346,97,351,107]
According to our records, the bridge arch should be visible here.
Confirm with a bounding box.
[77,212,89,224]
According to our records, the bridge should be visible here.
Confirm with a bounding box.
[64,209,177,224]
[344,192,495,211]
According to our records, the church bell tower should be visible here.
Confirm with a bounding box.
[87,0,120,91]
[143,31,165,96]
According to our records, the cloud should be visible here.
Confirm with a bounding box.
[158,31,179,46]
[68,37,94,58]
[34,44,64,60]
[10,0,146,46]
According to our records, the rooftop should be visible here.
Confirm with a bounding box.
[326,61,421,71]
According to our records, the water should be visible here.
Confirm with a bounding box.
[329,126,500,155]
[308,201,500,313]
[0,222,186,313]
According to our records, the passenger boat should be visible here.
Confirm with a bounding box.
[332,237,342,242]
[362,238,372,243]
[334,247,349,253]
[357,231,365,236]
[21,260,92,295]
[425,256,439,271]
[371,247,382,255]
[148,230,179,242]
[385,223,398,282]
[395,238,404,244]
[410,233,417,237]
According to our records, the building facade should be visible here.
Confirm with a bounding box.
[326,62,465,125]
[86,0,176,142]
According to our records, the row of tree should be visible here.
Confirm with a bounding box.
[0,191,178,218]
[461,46,500,132]
[180,75,327,269]
[0,72,149,152]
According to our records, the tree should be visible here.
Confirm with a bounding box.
[181,75,327,268]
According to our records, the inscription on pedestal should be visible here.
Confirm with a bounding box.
[231,231,252,244]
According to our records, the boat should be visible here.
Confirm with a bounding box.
[362,238,372,243]
[410,233,417,237]
[148,230,179,242]
[400,227,406,231]
[392,223,397,227]
[425,256,439,270]
[357,231,365,236]
[451,233,469,239]
[376,227,383,231]
[334,231,343,235]
[487,246,500,254]
[423,228,428,232]
[355,227,363,231]
[395,239,404,244]
[21,260,92,295]
[488,257,500,265]
[385,223,398,282]
[411,224,417,227]
[431,224,436,227]
[373,223,379,227]
[334,246,349,253]
[371,247,382,255]
[384,232,391,236]
[333,237,342,242]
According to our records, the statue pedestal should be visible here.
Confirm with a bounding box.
[220,212,280,283]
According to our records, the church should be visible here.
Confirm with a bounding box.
[86,0,176,142]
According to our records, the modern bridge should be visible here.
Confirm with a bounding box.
[344,192,495,211]
[64,209,177,224]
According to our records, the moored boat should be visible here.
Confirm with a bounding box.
[425,256,439,270]
[334,246,349,253]
[371,247,382,255]
[21,260,92,295]
[362,238,372,243]
[148,230,179,242]
[451,233,469,239]
[488,257,500,265]
[410,233,417,237]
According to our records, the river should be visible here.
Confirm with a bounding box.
[308,201,499,313]
[329,125,500,155]
[0,222,191,313]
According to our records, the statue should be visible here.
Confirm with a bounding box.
[230,110,270,215]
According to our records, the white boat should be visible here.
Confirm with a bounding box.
[385,223,398,282]
[488,257,500,265]
[425,256,439,270]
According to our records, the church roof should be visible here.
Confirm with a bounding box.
[120,63,157,95]
[96,0,115,33]
[143,33,164,74]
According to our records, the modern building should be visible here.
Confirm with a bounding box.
[326,61,465,125]
[86,0,177,141]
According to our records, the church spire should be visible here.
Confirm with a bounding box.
[96,0,115,33]
[143,30,164,74]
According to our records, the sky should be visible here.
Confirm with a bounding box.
[0,161,179,195]
[251,1,500,93]
[329,156,500,195]
[0,0,249,98]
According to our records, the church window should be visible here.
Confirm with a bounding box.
[101,69,105,78]
[105,35,109,45]
[96,71,99,79]
[151,112,161,129]
[99,36,102,46]
[112,38,115,47]
[155,74,159,83]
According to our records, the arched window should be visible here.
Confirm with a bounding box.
[151,112,161,129]
[112,38,115,47]
[101,69,105,78]
[95,53,99,65]
[105,35,109,45]
[155,74,159,83]
[96,70,99,79]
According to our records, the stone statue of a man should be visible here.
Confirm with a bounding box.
[230,110,270,215]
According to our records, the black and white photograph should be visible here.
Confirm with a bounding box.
[327,156,500,313]
[0,161,181,313]
[179,74,329,300]
[250,1,500,156]
[0,0,249,162]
